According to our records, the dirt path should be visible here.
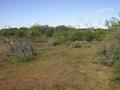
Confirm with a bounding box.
[0,42,114,90]
[0,43,7,53]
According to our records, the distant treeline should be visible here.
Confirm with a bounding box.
[0,25,108,38]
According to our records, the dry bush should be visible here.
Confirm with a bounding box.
[2,36,37,61]
[99,39,120,66]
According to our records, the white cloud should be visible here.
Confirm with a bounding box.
[100,8,114,12]
[80,8,114,15]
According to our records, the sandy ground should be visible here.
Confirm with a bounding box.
[0,41,118,90]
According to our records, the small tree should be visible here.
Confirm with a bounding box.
[1,30,38,61]
[105,14,120,32]
[99,39,120,66]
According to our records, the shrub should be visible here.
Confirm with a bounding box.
[2,36,38,61]
[113,46,120,75]
[72,41,82,48]
[113,59,120,83]
[55,25,72,31]
[82,31,94,41]
[99,39,120,66]
[53,31,68,42]
[67,30,83,41]
[53,30,95,43]
[15,28,28,37]
[0,28,17,37]
[44,27,54,36]
[49,39,62,46]
[114,61,120,75]
[28,29,42,38]
[30,25,54,36]
[52,30,107,45]
[72,41,90,48]
[94,30,107,41]
[67,30,95,41]
[105,32,120,41]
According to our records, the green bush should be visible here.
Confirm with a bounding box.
[82,31,94,41]
[105,32,120,41]
[94,30,107,41]
[66,30,81,41]
[52,30,107,45]
[55,25,73,31]
[113,60,120,83]
[114,61,120,75]
[53,30,94,42]
[28,29,42,38]
[0,28,17,37]
[53,31,68,42]
[15,29,28,37]
[45,28,54,36]
[67,30,95,41]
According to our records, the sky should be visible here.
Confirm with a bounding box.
[0,0,120,28]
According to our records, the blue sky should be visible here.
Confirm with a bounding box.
[0,0,119,28]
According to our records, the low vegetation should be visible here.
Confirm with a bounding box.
[0,16,120,90]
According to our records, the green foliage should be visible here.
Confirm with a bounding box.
[53,31,68,42]
[112,59,120,84]
[0,25,107,42]
[53,30,82,43]
[67,30,83,41]
[113,46,120,74]
[114,61,120,75]
[55,25,74,31]
[31,25,54,36]
[82,31,94,41]
[52,30,107,45]
[94,30,107,41]
[105,32,120,41]
[15,27,28,37]
[28,28,42,38]
[0,28,17,37]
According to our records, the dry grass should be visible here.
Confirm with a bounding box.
[0,43,7,53]
[0,41,116,90]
